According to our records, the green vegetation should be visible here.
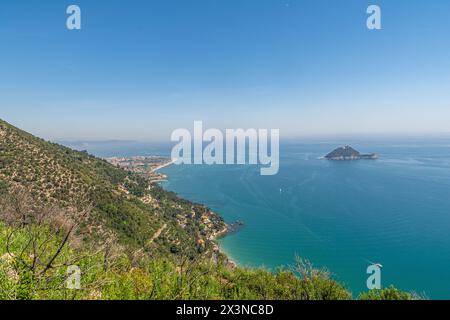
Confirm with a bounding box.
[0,119,415,300]
[359,286,417,300]
[0,221,351,300]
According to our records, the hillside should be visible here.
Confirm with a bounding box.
[0,119,225,258]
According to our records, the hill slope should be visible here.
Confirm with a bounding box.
[0,119,224,258]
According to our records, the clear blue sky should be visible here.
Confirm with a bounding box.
[1,0,450,141]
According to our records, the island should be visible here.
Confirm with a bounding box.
[324,145,378,160]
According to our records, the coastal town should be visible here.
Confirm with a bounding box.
[105,154,240,268]
[105,156,174,183]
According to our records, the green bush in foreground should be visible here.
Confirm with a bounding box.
[0,221,351,300]
[0,222,416,301]
[359,286,415,300]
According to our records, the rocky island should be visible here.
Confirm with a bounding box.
[324,145,378,160]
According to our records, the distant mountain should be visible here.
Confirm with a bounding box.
[0,119,224,257]
[324,146,378,160]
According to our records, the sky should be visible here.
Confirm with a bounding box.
[1,0,450,141]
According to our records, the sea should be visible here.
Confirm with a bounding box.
[63,137,450,298]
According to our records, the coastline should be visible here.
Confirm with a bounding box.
[155,161,240,269]
[210,220,245,268]
[210,224,238,269]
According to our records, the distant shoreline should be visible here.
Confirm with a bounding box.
[151,158,177,173]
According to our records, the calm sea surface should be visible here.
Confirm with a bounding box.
[70,139,450,298]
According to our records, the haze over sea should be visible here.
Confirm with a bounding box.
[65,138,450,298]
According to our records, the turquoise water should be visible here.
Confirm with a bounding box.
[74,139,450,298]
[158,140,450,299]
